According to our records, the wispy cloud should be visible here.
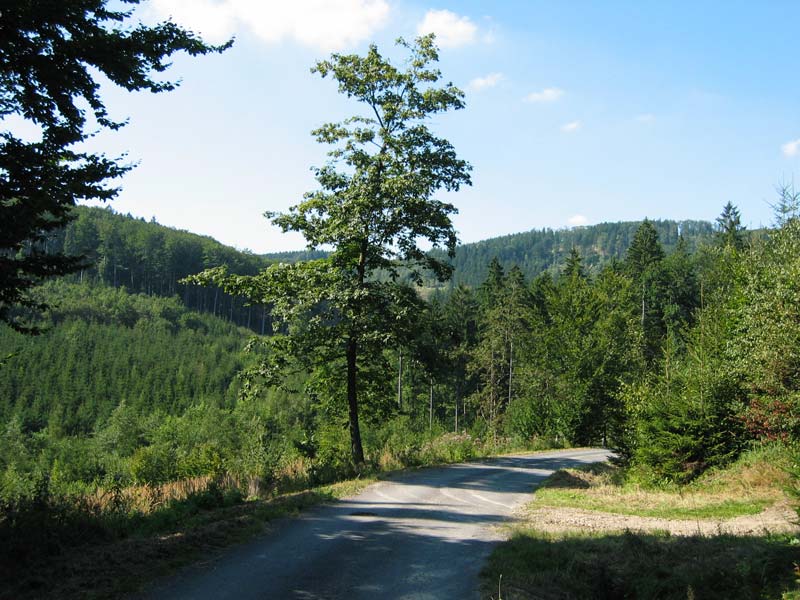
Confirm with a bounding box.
[782,138,800,157]
[568,214,588,226]
[635,113,655,123]
[468,72,503,92]
[149,0,390,51]
[417,9,477,48]
[524,87,564,103]
[561,121,581,133]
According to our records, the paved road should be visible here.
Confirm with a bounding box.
[141,448,611,600]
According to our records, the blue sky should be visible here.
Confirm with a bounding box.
[78,1,800,252]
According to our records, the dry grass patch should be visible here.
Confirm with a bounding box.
[531,449,789,521]
[2,477,374,600]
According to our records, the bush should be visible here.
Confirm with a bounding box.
[130,444,178,486]
[311,423,354,484]
[418,432,478,464]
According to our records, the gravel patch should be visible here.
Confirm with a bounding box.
[520,501,799,536]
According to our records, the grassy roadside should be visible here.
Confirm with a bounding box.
[530,452,786,520]
[485,530,800,600]
[3,440,560,599]
[3,478,373,600]
[483,445,800,600]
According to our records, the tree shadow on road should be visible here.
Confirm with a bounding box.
[385,454,611,495]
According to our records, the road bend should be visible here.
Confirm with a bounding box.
[140,448,612,600]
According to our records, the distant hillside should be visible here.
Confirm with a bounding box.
[256,219,717,288]
[444,219,716,287]
[48,207,272,331]
[54,210,717,300]
[0,281,253,434]
[261,249,328,263]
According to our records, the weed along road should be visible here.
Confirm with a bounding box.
[142,448,611,599]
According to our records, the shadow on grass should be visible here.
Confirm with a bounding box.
[484,529,800,600]
[541,470,592,489]
[0,487,340,600]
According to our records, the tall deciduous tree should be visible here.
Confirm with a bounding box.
[192,36,471,464]
[0,1,229,331]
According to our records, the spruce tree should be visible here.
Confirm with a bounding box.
[715,202,745,250]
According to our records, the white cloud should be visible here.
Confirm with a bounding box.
[148,0,235,43]
[568,214,588,226]
[468,72,503,92]
[149,0,390,51]
[782,138,800,157]
[524,87,564,103]
[561,120,581,133]
[417,9,477,48]
[635,113,655,123]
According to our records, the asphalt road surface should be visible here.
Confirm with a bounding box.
[141,448,611,600]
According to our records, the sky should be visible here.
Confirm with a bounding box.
[69,1,800,253]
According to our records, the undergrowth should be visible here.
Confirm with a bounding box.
[0,430,546,599]
[484,529,800,600]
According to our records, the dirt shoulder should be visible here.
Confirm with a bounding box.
[519,499,798,536]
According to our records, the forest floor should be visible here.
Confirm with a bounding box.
[482,446,800,599]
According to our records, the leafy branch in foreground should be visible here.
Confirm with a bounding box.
[0,1,230,331]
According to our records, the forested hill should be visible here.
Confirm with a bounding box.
[262,249,328,263]
[0,281,254,435]
[260,219,716,287]
[59,210,716,300]
[50,206,271,331]
[443,219,715,287]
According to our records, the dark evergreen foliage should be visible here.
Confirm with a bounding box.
[0,1,229,331]
[715,202,746,250]
[443,219,714,288]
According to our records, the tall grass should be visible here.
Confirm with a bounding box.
[1,428,548,575]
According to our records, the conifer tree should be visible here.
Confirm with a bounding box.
[563,246,585,279]
[715,202,745,250]
[625,219,667,362]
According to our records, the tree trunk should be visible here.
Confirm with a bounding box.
[508,339,513,406]
[429,378,433,430]
[347,336,365,465]
[454,392,459,432]
[397,352,403,409]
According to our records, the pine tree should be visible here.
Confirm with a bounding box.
[563,246,585,279]
[715,202,745,250]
